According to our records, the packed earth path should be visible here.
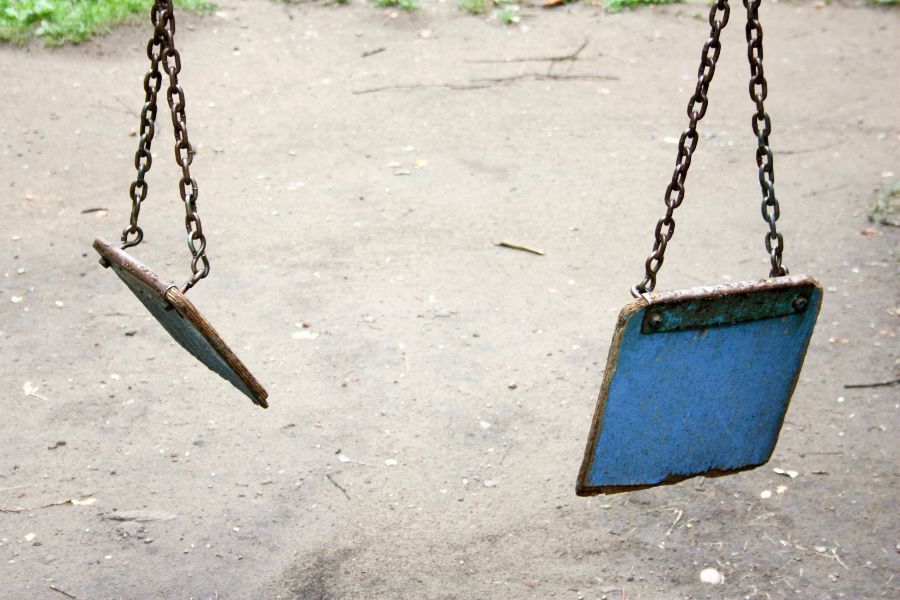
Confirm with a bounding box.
[1,1,898,598]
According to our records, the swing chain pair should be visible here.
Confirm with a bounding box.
[632,0,786,298]
[121,0,209,294]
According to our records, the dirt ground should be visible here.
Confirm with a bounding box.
[1,0,898,598]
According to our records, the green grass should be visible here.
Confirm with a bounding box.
[459,0,520,22]
[373,0,419,10]
[459,0,488,14]
[0,0,213,46]
[869,180,899,228]
[604,0,681,13]
[497,4,519,24]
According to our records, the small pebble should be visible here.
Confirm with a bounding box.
[699,567,723,585]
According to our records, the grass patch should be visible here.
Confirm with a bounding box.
[497,4,519,24]
[869,180,899,228]
[459,0,520,23]
[459,0,489,14]
[0,0,213,46]
[604,0,681,13]
[373,0,420,10]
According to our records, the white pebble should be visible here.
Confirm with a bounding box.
[699,567,723,585]
[760,490,772,499]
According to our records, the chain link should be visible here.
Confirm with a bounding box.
[121,1,165,250]
[632,0,790,296]
[119,0,209,293]
[632,0,730,297]
[744,0,787,277]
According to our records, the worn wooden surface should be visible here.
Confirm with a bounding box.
[93,238,268,408]
[577,275,822,495]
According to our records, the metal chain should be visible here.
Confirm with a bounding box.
[632,0,731,297]
[121,2,165,250]
[157,0,209,292]
[744,0,787,277]
[119,0,209,293]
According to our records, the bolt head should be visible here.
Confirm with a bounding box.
[792,296,808,311]
[648,312,664,329]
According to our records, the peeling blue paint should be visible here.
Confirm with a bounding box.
[577,277,822,495]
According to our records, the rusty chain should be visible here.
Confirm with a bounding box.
[120,0,209,293]
[744,0,787,278]
[632,0,787,297]
[631,0,730,297]
[121,1,164,250]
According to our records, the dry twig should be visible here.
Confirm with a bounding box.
[325,474,350,500]
[466,39,590,64]
[844,378,899,389]
[495,241,545,256]
[49,585,77,599]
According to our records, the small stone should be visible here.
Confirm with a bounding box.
[385,459,398,467]
[483,480,497,488]
[507,382,517,390]
[699,567,723,585]
[479,420,492,430]
[760,490,772,499]
[23,533,35,542]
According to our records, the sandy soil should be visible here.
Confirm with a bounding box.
[1,0,898,598]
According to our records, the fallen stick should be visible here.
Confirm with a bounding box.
[353,82,491,95]
[495,241,545,256]
[843,378,899,389]
[352,72,617,95]
[50,585,77,599]
[471,72,618,84]
[325,474,350,500]
[466,39,589,64]
[664,509,683,537]
[0,497,95,513]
